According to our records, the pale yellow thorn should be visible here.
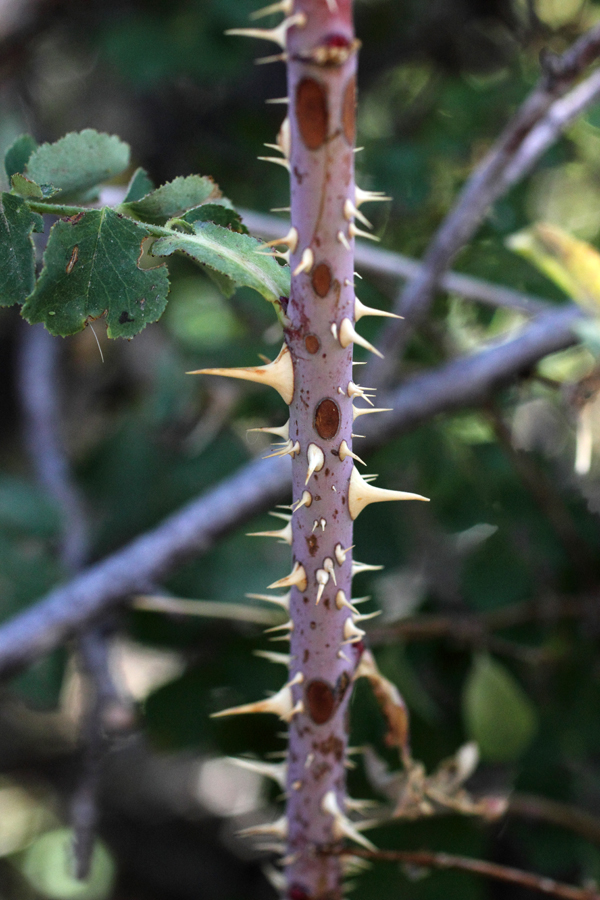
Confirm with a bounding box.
[258,155,290,171]
[246,590,290,611]
[292,490,313,512]
[353,610,382,623]
[238,815,288,838]
[293,247,314,276]
[264,438,300,459]
[325,0,339,10]
[338,318,383,359]
[335,590,359,613]
[227,12,306,49]
[259,227,298,253]
[338,439,365,466]
[362,474,377,483]
[349,223,380,243]
[268,561,308,591]
[305,442,325,484]
[266,97,290,104]
[352,560,383,575]
[353,405,392,421]
[348,465,429,521]
[248,420,290,440]
[337,230,351,251]
[254,649,291,666]
[264,620,293,634]
[255,52,288,64]
[334,543,353,566]
[355,185,391,207]
[211,682,297,722]
[321,791,377,850]
[343,198,372,229]
[250,0,293,20]
[247,520,293,545]
[278,116,291,157]
[337,649,350,661]
[291,780,302,791]
[271,206,291,212]
[319,517,326,531]
[347,381,375,406]
[354,297,403,321]
[323,556,336,585]
[342,617,366,644]
[315,568,329,604]
[311,519,319,533]
[189,343,294,404]
[227,757,287,788]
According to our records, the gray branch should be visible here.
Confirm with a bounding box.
[0,304,581,679]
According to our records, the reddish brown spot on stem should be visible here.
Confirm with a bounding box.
[305,679,336,725]
[342,76,356,147]
[305,333,320,354]
[314,398,340,441]
[311,262,332,297]
[296,78,328,150]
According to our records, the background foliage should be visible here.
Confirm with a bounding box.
[2,0,600,898]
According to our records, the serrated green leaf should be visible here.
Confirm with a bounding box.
[124,166,154,203]
[182,203,248,234]
[462,653,538,763]
[0,192,43,308]
[25,130,130,201]
[11,173,60,200]
[4,133,38,180]
[149,221,290,310]
[120,174,223,221]
[22,209,170,338]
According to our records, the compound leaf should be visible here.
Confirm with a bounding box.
[149,220,290,308]
[0,192,43,308]
[22,209,169,338]
[25,130,130,201]
[120,175,223,221]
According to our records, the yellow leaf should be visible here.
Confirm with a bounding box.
[507,222,600,317]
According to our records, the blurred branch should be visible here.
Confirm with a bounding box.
[18,324,131,879]
[0,304,581,679]
[241,209,549,315]
[508,793,600,848]
[18,323,89,571]
[369,24,600,381]
[333,848,600,900]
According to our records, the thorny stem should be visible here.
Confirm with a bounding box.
[284,1,358,896]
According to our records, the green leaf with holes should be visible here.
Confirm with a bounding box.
[120,174,224,222]
[24,130,130,201]
[462,653,538,763]
[0,192,43,308]
[149,221,290,313]
[21,208,169,338]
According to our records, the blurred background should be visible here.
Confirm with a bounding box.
[3,0,600,898]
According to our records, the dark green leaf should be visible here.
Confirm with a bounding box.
[25,130,130,201]
[4,133,38,180]
[462,653,538,762]
[22,209,170,338]
[124,166,154,203]
[120,174,223,221]
[0,192,43,308]
[181,203,248,234]
[149,221,290,309]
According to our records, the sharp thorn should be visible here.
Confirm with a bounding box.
[189,343,294,404]
[348,465,429,520]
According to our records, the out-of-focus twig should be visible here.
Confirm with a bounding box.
[369,26,600,382]
[18,323,132,879]
[331,847,600,900]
